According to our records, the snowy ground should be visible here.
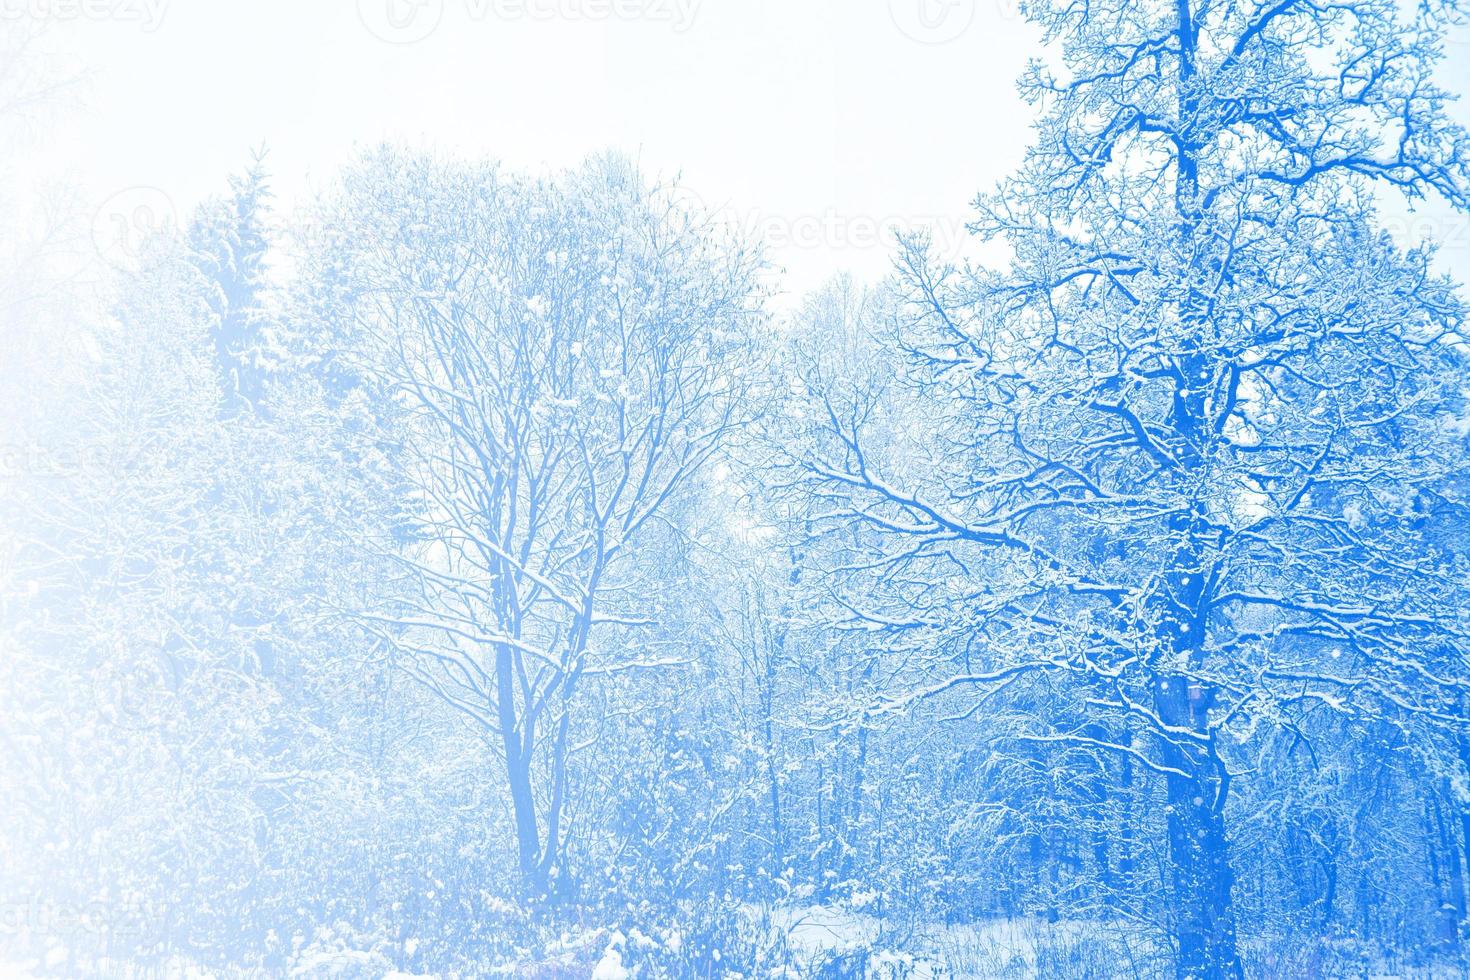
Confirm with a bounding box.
[9,910,1453,978]
[765,905,1160,977]
[0,910,1140,978]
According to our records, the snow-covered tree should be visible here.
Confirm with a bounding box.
[293,149,764,903]
[190,149,274,416]
[799,0,1470,973]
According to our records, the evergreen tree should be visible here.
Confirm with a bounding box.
[190,149,274,416]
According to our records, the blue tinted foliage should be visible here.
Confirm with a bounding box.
[2,0,1469,976]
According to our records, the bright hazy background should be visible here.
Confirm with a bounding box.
[10,0,1470,307]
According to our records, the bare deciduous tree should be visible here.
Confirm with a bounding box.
[316,151,763,902]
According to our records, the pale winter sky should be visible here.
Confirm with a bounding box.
[12,0,1470,305]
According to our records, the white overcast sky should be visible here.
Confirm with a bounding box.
[15,0,1470,305]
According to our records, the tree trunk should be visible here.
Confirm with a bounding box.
[1429,790,1464,949]
[1157,676,1241,980]
[504,744,546,901]
[761,654,785,875]
[496,643,545,902]
[1162,765,1240,978]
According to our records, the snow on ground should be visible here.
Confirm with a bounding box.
[761,904,944,977]
[0,905,1167,979]
[759,904,1159,977]
[768,903,881,961]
